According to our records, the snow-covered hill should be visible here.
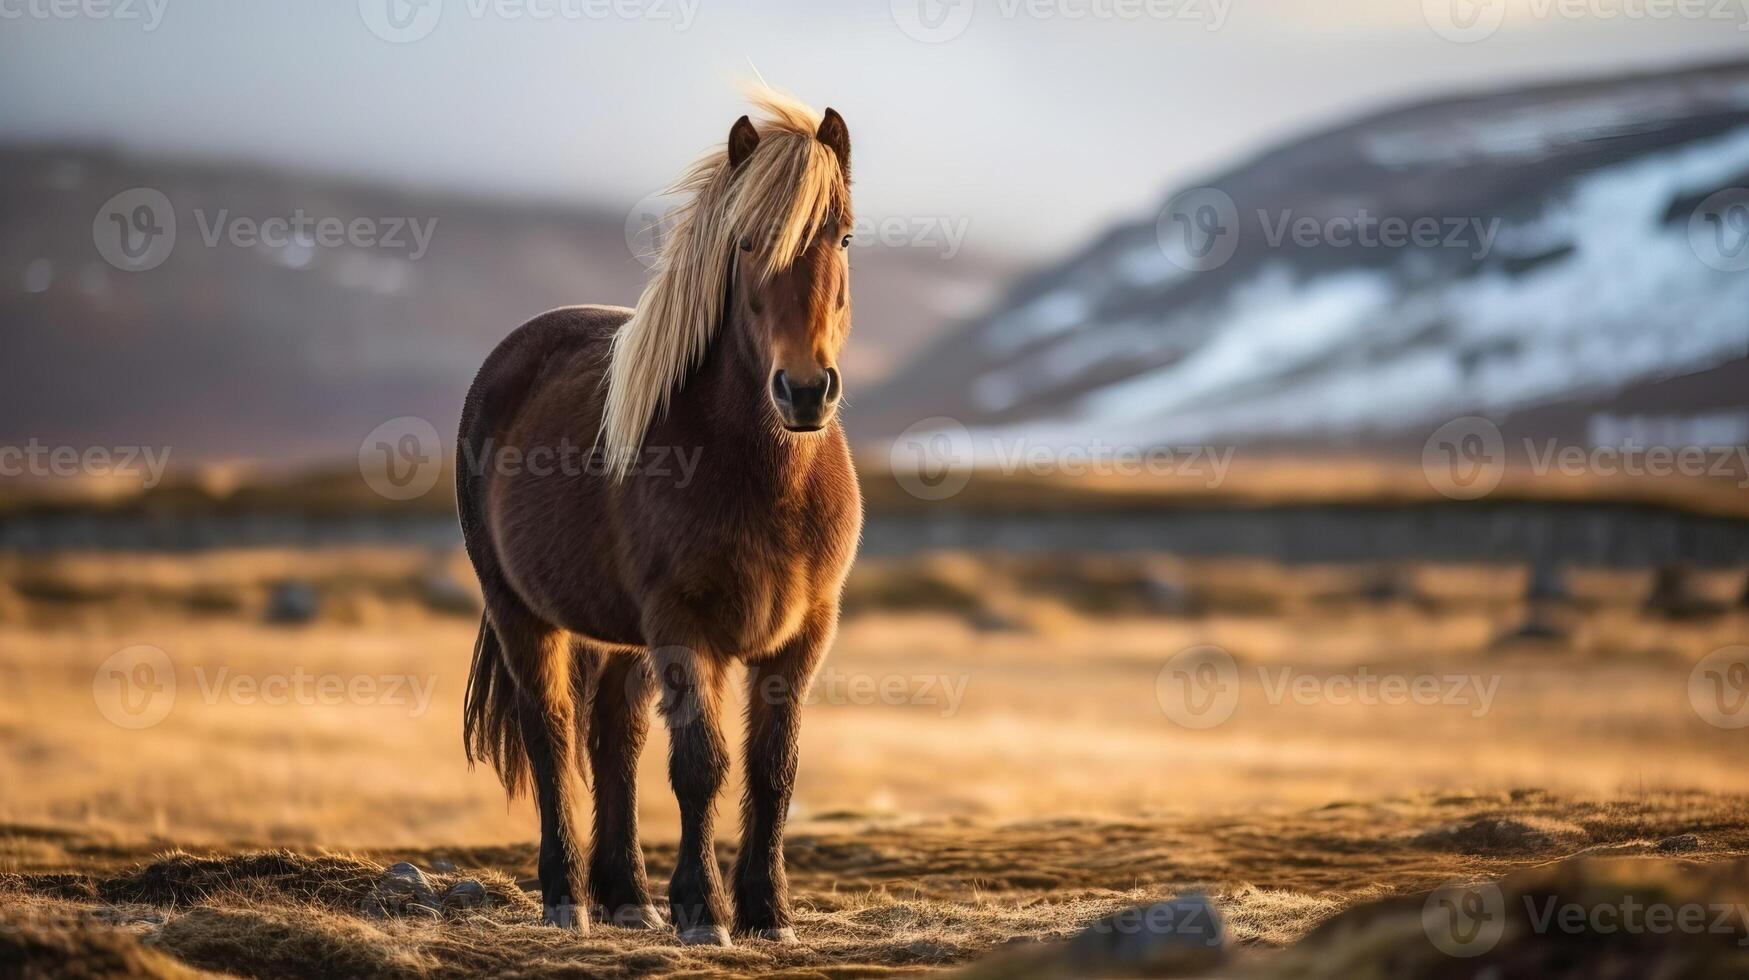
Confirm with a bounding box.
[858,61,1749,456]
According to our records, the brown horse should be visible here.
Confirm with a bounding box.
[455,88,860,946]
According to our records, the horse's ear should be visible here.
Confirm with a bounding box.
[817,108,850,180]
[727,115,760,168]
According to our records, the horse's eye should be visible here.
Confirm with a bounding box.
[739,237,753,252]
[840,234,853,248]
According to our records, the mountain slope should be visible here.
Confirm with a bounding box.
[0,147,1008,468]
[858,60,1749,455]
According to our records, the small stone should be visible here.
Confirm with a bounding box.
[1657,834,1702,853]
[361,862,441,918]
[1069,892,1227,974]
[265,580,320,625]
[442,879,489,912]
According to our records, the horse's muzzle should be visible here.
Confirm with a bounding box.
[771,367,841,432]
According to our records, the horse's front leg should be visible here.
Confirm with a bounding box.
[733,605,833,942]
[649,639,734,945]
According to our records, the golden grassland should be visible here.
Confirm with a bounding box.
[2,546,1748,976]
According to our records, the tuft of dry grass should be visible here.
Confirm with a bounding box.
[4,791,1749,977]
[5,545,1749,974]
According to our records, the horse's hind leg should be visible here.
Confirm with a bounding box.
[496,611,588,929]
[584,651,662,928]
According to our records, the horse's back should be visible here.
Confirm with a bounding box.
[458,305,644,642]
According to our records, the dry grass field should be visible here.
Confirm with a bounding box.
[3,546,1748,976]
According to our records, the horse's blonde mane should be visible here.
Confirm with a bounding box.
[600,85,850,478]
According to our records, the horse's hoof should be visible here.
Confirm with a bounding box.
[753,926,798,944]
[602,904,664,929]
[677,925,733,946]
[543,903,587,932]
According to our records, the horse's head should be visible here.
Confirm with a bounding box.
[724,108,852,434]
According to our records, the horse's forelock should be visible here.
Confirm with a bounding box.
[598,86,849,480]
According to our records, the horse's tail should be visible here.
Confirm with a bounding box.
[457,309,625,798]
[462,613,530,798]
[456,320,540,800]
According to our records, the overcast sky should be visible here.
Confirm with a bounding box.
[4,0,1743,258]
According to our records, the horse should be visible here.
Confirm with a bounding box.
[455,87,861,947]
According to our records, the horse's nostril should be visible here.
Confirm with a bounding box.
[771,370,792,405]
[824,367,842,404]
